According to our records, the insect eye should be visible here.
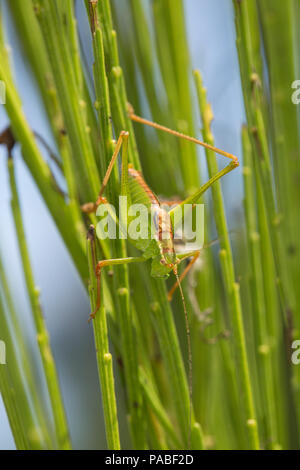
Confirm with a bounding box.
[160,259,166,265]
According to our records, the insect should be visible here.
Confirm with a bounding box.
[82,106,239,447]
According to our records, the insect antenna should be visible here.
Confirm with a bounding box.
[175,271,192,450]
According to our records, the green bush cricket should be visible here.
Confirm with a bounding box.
[83,107,239,448]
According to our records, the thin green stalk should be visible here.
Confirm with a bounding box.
[9,0,100,185]
[0,254,53,448]
[58,131,86,246]
[86,226,120,450]
[122,0,182,194]
[107,7,176,196]
[139,367,181,449]
[86,2,146,449]
[33,0,100,201]
[114,264,147,449]
[257,0,300,437]
[88,4,115,182]
[151,0,199,192]
[0,293,44,449]
[150,279,204,450]
[0,57,87,280]
[255,162,292,449]
[242,126,279,448]
[0,342,28,449]
[98,0,203,449]
[58,0,100,161]
[233,0,300,445]
[94,0,141,170]
[194,71,259,449]
[8,157,71,450]
[7,1,87,249]
[7,0,63,137]
[219,251,259,449]
[60,0,83,92]
[233,0,293,322]
[109,7,197,441]
[258,0,300,280]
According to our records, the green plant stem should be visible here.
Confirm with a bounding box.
[0,362,28,449]
[7,1,87,252]
[256,1,300,437]
[33,0,100,201]
[122,0,182,194]
[89,11,115,182]
[8,0,99,197]
[0,52,87,280]
[151,0,199,192]
[150,279,204,450]
[0,286,50,449]
[86,226,120,450]
[0,254,53,448]
[8,157,71,450]
[233,0,300,446]
[7,0,63,136]
[233,0,293,321]
[0,296,31,450]
[139,367,181,449]
[242,126,279,447]
[257,0,300,284]
[86,2,146,449]
[94,0,141,170]
[194,71,259,449]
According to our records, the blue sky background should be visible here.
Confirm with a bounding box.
[0,0,245,449]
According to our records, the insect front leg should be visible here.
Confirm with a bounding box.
[81,130,130,214]
[89,254,146,321]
